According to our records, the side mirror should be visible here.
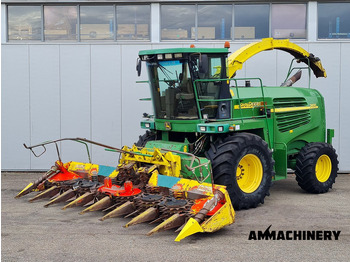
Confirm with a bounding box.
[198,54,208,74]
[136,58,142,77]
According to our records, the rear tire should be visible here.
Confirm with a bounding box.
[295,143,338,193]
[206,133,274,210]
[135,131,156,147]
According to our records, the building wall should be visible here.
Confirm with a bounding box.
[2,2,350,171]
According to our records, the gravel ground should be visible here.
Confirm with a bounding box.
[2,172,350,262]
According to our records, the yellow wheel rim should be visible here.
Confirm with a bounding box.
[315,154,332,182]
[236,154,263,193]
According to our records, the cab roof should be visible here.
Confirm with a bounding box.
[139,48,229,56]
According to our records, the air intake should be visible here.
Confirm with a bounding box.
[273,98,311,132]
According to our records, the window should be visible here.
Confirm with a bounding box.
[44,6,78,41]
[318,3,350,39]
[7,6,41,41]
[80,6,114,41]
[197,5,232,40]
[116,5,150,40]
[234,5,269,39]
[209,57,222,78]
[147,59,198,119]
[161,5,195,40]
[271,4,307,39]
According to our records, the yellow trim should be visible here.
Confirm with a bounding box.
[201,188,235,232]
[233,101,264,110]
[174,218,204,242]
[227,38,327,78]
[16,182,35,198]
[119,145,182,178]
[236,154,263,193]
[148,173,235,241]
[271,105,318,113]
[174,187,235,241]
[315,154,332,183]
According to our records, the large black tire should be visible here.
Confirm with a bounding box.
[206,133,274,210]
[135,131,156,147]
[295,142,338,193]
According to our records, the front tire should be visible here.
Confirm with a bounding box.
[295,143,338,193]
[135,131,156,147]
[206,133,274,210]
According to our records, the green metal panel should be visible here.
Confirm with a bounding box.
[197,123,230,133]
[327,129,334,144]
[273,143,288,180]
[145,140,188,152]
[138,47,328,181]
[140,120,155,130]
[155,119,201,133]
[180,156,212,184]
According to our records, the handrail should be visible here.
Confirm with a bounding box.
[284,57,312,89]
[193,77,272,148]
[23,137,208,177]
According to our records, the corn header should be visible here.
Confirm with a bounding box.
[16,138,234,242]
[16,38,339,241]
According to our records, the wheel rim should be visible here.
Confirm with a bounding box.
[315,154,332,182]
[236,154,263,193]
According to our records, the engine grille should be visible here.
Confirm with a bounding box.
[273,98,311,133]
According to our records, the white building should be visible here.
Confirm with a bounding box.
[1,0,350,171]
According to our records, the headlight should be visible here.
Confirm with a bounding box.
[218,126,224,132]
[165,53,173,59]
[200,126,206,132]
[157,54,163,60]
[145,123,151,128]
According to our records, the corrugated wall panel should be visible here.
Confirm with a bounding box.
[245,50,278,86]
[120,44,152,147]
[59,45,92,163]
[339,43,350,171]
[29,45,61,168]
[1,45,31,169]
[309,43,341,157]
[90,45,122,166]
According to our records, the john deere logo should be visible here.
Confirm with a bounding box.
[165,122,172,130]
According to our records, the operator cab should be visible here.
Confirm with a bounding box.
[138,48,231,121]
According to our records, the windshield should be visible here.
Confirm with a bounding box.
[147,59,198,120]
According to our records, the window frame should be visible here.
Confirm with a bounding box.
[270,3,308,40]
[6,2,350,43]
[317,2,350,40]
[160,4,196,41]
[6,4,43,42]
[233,3,271,40]
[5,3,152,43]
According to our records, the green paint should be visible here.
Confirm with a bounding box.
[138,47,331,183]
[327,129,334,144]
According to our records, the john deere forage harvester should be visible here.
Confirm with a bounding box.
[16,38,338,241]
